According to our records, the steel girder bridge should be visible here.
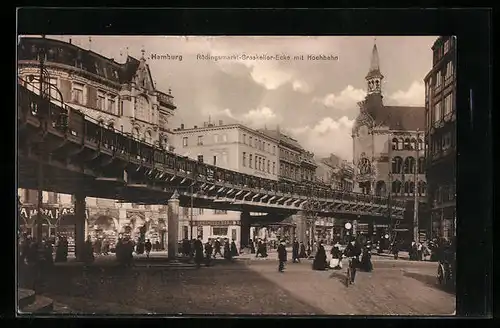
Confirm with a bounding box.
[17,84,405,221]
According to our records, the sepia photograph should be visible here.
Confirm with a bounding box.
[17,34,457,316]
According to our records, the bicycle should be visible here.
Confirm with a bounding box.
[345,256,357,287]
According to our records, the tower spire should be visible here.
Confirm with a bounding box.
[365,38,384,95]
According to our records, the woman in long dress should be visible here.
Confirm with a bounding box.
[312,241,327,270]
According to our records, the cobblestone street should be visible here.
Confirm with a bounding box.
[18,252,455,316]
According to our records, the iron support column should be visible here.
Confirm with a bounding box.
[167,193,180,259]
[74,193,86,262]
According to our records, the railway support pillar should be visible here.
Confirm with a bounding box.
[292,211,307,245]
[167,192,180,259]
[74,193,86,262]
[240,211,251,249]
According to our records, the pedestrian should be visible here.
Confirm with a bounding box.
[312,241,327,271]
[249,239,256,254]
[213,238,223,258]
[417,242,423,261]
[329,243,343,270]
[194,235,204,268]
[255,239,263,258]
[204,238,213,266]
[277,240,287,272]
[292,239,300,263]
[299,241,307,259]
[144,239,152,258]
[230,239,239,257]
[223,238,232,261]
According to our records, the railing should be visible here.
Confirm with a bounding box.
[18,84,406,212]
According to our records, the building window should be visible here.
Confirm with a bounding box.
[197,136,203,145]
[272,162,276,175]
[403,138,411,150]
[255,156,258,169]
[445,60,454,80]
[418,157,425,174]
[391,156,403,174]
[444,39,450,54]
[418,138,424,152]
[213,134,219,143]
[96,91,106,110]
[273,146,276,155]
[444,93,453,116]
[392,138,399,150]
[222,134,227,142]
[107,96,116,114]
[249,154,253,168]
[119,100,124,116]
[258,158,262,171]
[410,138,417,150]
[267,160,270,173]
[243,133,247,144]
[71,83,84,104]
[182,137,188,147]
[249,136,253,147]
[242,152,246,167]
[435,70,442,88]
[132,127,140,139]
[214,209,227,215]
[212,227,228,236]
[404,157,416,174]
[418,181,427,196]
[433,101,442,123]
[213,155,217,166]
[145,131,152,144]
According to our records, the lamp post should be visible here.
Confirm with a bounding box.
[190,183,194,239]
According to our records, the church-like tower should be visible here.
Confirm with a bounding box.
[365,42,384,95]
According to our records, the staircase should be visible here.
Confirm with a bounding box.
[18,288,54,314]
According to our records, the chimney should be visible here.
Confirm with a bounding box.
[219,120,223,126]
[194,125,198,129]
[180,123,184,130]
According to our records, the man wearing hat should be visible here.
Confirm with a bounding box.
[277,239,287,273]
[330,243,343,270]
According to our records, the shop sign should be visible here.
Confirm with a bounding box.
[194,220,239,226]
[19,206,89,222]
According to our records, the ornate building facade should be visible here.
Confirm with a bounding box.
[17,36,177,248]
[315,154,355,191]
[424,36,456,241]
[352,42,428,240]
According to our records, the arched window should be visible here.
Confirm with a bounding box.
[418,181,427,196]
[392,138,399,150]
[145,130,152,144]
[409,181,415,194]
[399,138,404,150]
[375,181,386,196]
[132,127,140,139]
[404,181,410,194]
[410,138,417,150]
[392,180,402,194]
[418,157,425,174]
[418,138,424,151]
[404,157,416,174]
[359,158,371,174]
[404,138,411,150]
[392,156,403,174]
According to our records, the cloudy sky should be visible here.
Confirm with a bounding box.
[44,35,436,160]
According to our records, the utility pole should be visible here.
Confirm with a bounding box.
[387,131,393,248]
[36,35,47,244]
[190,183,194,239]
[413,130,420,243]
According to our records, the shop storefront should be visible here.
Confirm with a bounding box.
[19,205,83,240]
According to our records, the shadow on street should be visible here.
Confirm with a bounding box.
[402,271,455,295]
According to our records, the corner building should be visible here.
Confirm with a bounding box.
[17,36,177,248]
[170,121,278,247]
[352,42,428,242]
[423,36,456,241]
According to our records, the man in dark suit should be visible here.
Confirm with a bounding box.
[292,239,300,263]
[277,240,288,273]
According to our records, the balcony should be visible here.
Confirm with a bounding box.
[157,91,175,108]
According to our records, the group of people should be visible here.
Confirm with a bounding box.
[180,237,240,267]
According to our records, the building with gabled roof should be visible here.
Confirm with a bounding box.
[352,41,428,242]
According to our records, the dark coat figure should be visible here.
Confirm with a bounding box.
[213,239,223,258]
[84,237,95,264]
[392,242,399,259]
[193,237,204,268]
[223,239,232,260]
[277,241,287,272]
[230,240,239,257]
[261,240,268,257]
[204,239,213,266]
[292,240,300,263]
[249,239,256,254]
[256,240,263,257]
[299,242,307,258]
[42,240,54,267]
[182,238,190,257]
[55,237,68,262]
[360,246,373,272]
[312,242,328,270]
[144,240,152,258]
